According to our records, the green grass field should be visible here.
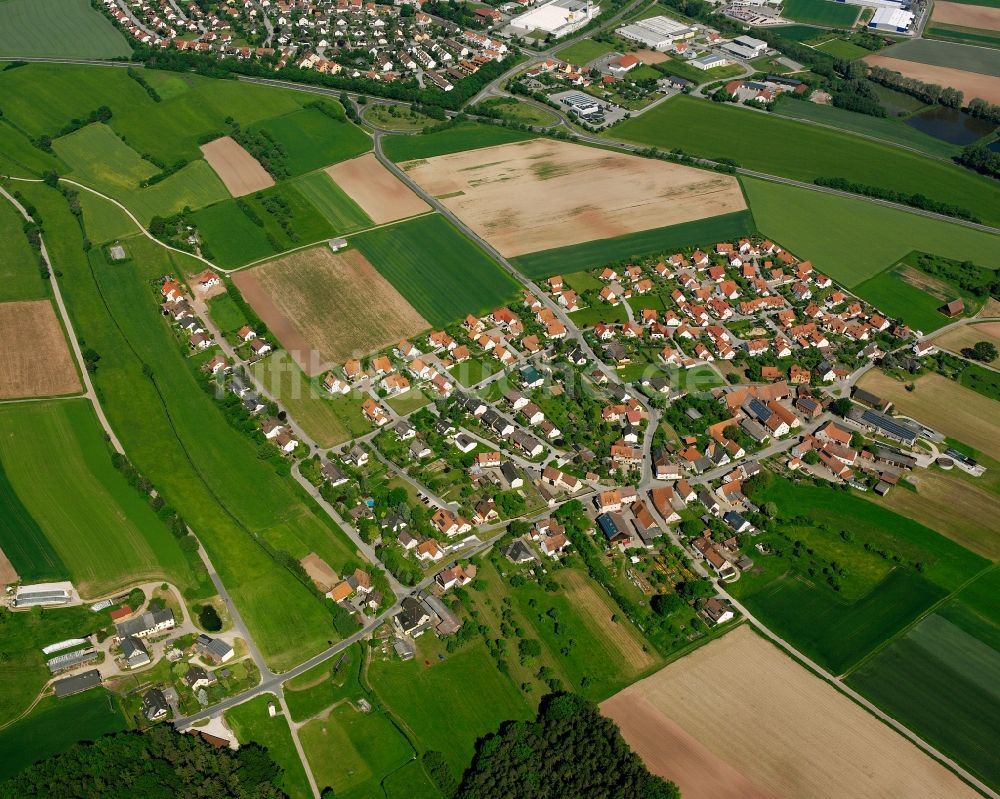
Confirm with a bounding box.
[730,477,988,673]
[847,603,1000,791]
[0,400,201,597]
[284,643,366,722]
[0,458,65,584]
[0,197,47,301]
[206,293,250,335]
[742,177,1000,286]
[226,696,313,799]
[556,38,616,64]
[780,0,859,25]
[192,200,276,268]
[772,96,962,159]
[300,704,413,799]
[770,24,831,41]
[817,38,879,59]
[351,214,520,326]
[292,171,373,233]
[611,96,1000,226]
[25,182,351,670]
[511,210,757,278]
[474,97,558,126]
[53,124,230,223]
[0,0,131,59]
[0,690,127,783]
[382,760,442,799]
[241,182,337,252]
[370,639,532,773]
[77,190,140,246]
[654,57,746,84]
[249,106,371,176]
[927,23,1000,48]
[383,123,537,162]
[0,118,67,178]
[879,38,1000,77]
[252,353,373,448]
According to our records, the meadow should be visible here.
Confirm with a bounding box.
[815,38,871,60]
[0,459,65,584]
[77,191,140,246]
[25,182,347,671]
[206,293,250,335]
[249,106,371,176]
[611,96,1000,226]
[0,690,127,783]
[730,476,987,674]
[0,0,131,59]
[252,354,373,447]
[192,200,276,268]
[52,124,229,223]
[556,38,616,64]
[0,198,47,302]
[741,177,1000,286]
[771,97,962,159]
[351,215,520,327]
[382,760,442,799]
[242,182,338,252]
[0,118,67,178]
[284,643,366,722]
[847,604,1000,791]
[370,638,532,773]
[226,696,313,799]
[780,0,860,25]
[0,400,202,597]
[300,704,413,799]
[511,210,757,278]
[853,263,966,333]
[383,123,537,161]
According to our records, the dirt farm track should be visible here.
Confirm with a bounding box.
[601,625,980,799]
[0,300,81,400]
[400,139,747,257]
[865,55,1000,105]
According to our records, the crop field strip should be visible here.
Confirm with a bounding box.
[0,0,131,59]
[0,400,200,597]
[382,122,537,162]
[611,96,1000,227]
[741,178,1000,287]
[26,183,352,671]
[780,0,860,25]
[876,37,1000,77]
[0,199,48,302]
[350,214,521,327]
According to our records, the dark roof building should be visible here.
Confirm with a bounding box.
[53,669,102,699]
[142,688,169,721]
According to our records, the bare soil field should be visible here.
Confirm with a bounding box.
[875,470,1000,559]
[233,246,427,374]
[0,300,81,399]
[200,136,274,197]
[0,547,19,588]
[601,625,981,799]
[400,139,747,257]
[325,153,430,224]
[300,552,338,593]
[858,370,1000,460]
[865,55,1000,104]
[634,49,670,64]
[933,321,1000,366]
[561,569,655,672]
[931,1,1000,31]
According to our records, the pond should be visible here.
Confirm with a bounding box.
[905,105,997,145]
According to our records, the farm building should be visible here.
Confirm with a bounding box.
[868,7,915,31]
[14,584,73,608]
[940,298,965,317]
[597,512,632,546]
[509,0,600,37]
[53,669,102,699]
[115,608,176,641]
[616,15,696,50]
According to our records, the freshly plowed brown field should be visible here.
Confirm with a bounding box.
[200,136,274,197]
[400,139,747,257]
[325,153,429,224]
[602,625,981,799]
[0,300,81,399]
[233,246,427,374]
[865,55,1000,104]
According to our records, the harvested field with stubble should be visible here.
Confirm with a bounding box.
[932,0,1000,30]
[233,246,427,374]
[858,370,1000,460]
[561,569,655,672]
[0,301,80,399]
[200,136,274,197]
[865,55,1000,103]
[324,153,429,224]
[601,625,982,799]
[400,139,747,257]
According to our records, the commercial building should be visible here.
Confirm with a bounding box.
[868,6,915,31]
[509,0,600,38]
[691,54,731,70]
[561,93,602,117]
[615,15,696,50]
[719,35,768,60]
